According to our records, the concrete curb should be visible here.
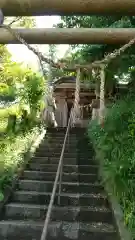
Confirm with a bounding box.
[95,149,133,240]
[108,193,133,240]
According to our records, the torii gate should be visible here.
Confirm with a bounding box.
[0,0,135,127]
[0,2,134,240]
[0,0,135,15]
[1,28,135,45]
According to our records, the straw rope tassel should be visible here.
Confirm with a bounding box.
[73,68,81,124]
[99,64,105,125]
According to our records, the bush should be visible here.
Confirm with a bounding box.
[0,73,45,134]
[0,103,22,134]
[0,62,45,201]
[0,126,42,201]
[0,83,16,101]
[88,93,135,234]
[22,73,45,116]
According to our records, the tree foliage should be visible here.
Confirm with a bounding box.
[0,16,36,101]
[56,16,135,95]
[0,16,45,202]
[4,16,35,28]
[88,93,135,235]
[57,16,135,62]
[0,15,45,130]
[41,44,65,81]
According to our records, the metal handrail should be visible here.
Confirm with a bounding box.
[40,109,73,240]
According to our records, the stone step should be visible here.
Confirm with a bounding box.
[44,135,77,139]
[12,191,108,207]
[21,171,98,183]
[46,131,78,135]
[39,141,77,147]
[45,138,77,142]
[30,157,95,165]
[47,129,86,135]
[44,138,77,143]
[36,146,92,153]
[41,139,77,145]
[47,127,85,132]
[27,164,98,174]
[46,134,77,138]
[35,151,78,157]
[37,149,93,157]
[35,149,93,156]
[4,203,113,223]
[0,220,119,240]
[0,129,119,240]
[39,144,77,150]
[39,145,77,151]
[37,146,77,151]
[47,128,66,135]
[17,180,103,194]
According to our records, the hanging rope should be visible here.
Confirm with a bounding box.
[0,26,62,69]
[99,64,106,125]
[37,47,57,126]
[2,9,135,128]
[0,9,4,25]
[72,68,81,125]
[1,19,135,71]
[42,46,57,127]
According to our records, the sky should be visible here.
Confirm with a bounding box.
[7,16,69,70]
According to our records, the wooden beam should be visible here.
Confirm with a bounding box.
[1,28,135,45]
[67,99,93,104]
[1,0,135,16]
[54,88,95,93]
[54,83,94,89]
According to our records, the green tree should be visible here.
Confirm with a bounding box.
[0,16,36,101]
[4,16,35,28]
[41,45,64,82]
[0,45,11,63]
[57,16,135,95]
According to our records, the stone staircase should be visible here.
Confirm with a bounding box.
[0,128,120,240]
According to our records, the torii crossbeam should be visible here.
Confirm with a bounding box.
[1,28,135,45]
[0,0,135,16]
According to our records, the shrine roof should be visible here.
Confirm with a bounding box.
[53,75,129,90]
[53,76,76,86]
